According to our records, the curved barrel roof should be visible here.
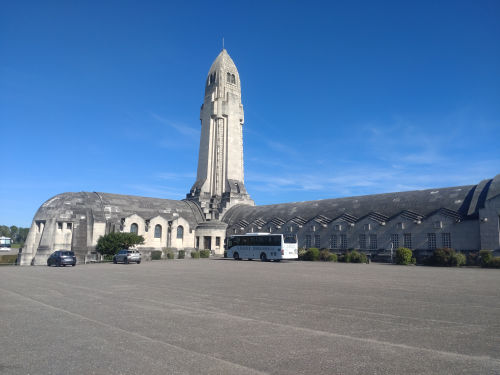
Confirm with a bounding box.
[34,192,204,227]
[222,174,500,227]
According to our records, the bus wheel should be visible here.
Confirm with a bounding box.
[233,252,240,260]
[260,253,267,262]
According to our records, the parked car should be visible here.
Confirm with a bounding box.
[113,249,141,264]
[47,250,76,267]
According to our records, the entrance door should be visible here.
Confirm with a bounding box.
[204,236,211,250]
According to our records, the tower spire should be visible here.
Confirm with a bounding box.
[222,37,224,50]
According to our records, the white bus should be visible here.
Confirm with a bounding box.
[226,233,298,261]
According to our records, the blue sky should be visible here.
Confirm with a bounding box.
[1,0,499,227]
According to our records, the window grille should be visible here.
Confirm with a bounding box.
[359,234,367,249]
[403,233,412,249]
[428,233,436,250]
[442,233,451,248]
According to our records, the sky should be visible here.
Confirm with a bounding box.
[1,0,499,228]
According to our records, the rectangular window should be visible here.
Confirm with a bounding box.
[359,234,366,249]
[428,233,436,250]
[442,233,451,248]
[196,236,200,249]
[404,233,412,249]
[397,222,405,230]
[434,221,442,229]
[364,224,371,231]
[330,235,338,249]
[391,234,399,249]
[305,235,312,248]
[216,237,220,247]
[314,235,321,248]
[334,224,342,231]
[57,222,63,230]
[340,234,347,249]
[369,234,377,250]
[67,222,72,230]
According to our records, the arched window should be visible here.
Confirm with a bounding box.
[227,72,231,82]
[154,224,162,238]
[231,74,236,84]
[177,226,184,239]
[130,223,138,234]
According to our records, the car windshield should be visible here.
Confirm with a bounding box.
[61,251,74,256]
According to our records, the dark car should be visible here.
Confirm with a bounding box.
[47,250,77,267]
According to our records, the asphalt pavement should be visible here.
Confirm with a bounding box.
[1,259,499,374]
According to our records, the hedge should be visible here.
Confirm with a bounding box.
[199,250,210,258]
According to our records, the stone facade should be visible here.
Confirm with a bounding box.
[18,49,500,265]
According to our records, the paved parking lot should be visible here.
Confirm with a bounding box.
[1,260,499,374]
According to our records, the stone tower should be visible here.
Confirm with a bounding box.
[187,49,254,220]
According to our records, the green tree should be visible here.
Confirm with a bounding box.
[0,225,9,237]
[95,232,144,256]
[9,226,18,240]
[16,228,29,244]
[395,247,413,265]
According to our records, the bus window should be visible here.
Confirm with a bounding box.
[271,235,281,246]
[284,236,297,244]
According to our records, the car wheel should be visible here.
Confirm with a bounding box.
[260,253,267,262]
[137,260,141,264]
[72,263,76,267]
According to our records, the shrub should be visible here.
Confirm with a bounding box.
[345,250,367,263]
[303,248,320,261]
[479,250,493,267]
[319,250,337,262]
[199,250,210,258]
[191,250,200,259]
[486,257,500,268]
[425,248,465,267]
[479,250,500,268]
[0,254,18,265]
[395,247,413,265]
[450,252,466,267]
[151,251,162,260]
[466,252,479,266]
[177,250,185,259]
[166,251,174,259]
[298,248,307,260]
